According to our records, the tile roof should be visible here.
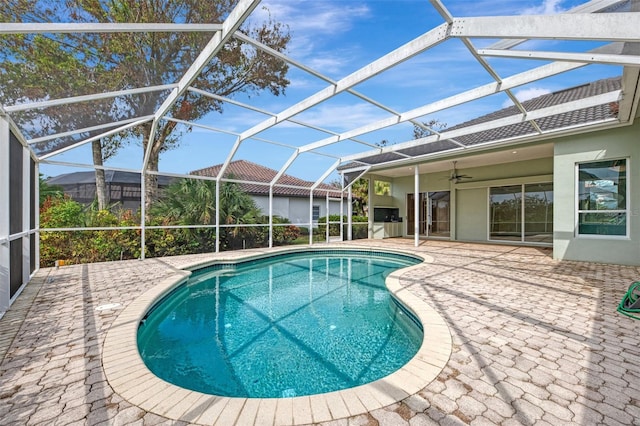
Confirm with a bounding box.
[341,77,621,169]
[190,160,343,198]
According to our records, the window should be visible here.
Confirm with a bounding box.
[374,179,391,196]
[489,183,553,243]
[577,159,627,236]
[312,205,320,221]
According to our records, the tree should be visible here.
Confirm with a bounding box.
[350,178,369,216]
[1,1,291,213]
[39,174,63,204]
[412,119,447,139]
[150,176,262,250]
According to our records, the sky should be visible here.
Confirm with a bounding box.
[35,0,623,184]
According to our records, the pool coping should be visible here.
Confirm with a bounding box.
[102,245,452,425]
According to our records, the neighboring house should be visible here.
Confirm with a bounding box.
[191,160,344,226]
[340,77,640,265]
[46,170,174,210]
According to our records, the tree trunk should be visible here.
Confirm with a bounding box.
[144,153,159,219]
[142,123,163,220]
[92,140,108,210]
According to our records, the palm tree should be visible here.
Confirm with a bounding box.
[151,177,262,251]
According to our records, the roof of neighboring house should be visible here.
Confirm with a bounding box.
[47,170,175,186]
[339,77,621,170]
[191,160,343,198]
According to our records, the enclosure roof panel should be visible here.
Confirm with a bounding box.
[1,0,639,186]
[338,76,621,170]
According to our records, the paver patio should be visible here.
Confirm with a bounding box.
[1,239,639,425]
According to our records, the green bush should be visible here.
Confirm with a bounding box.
[39,190,355,266]
[316,215,368,240]
[268,216,301,246]
[39,197,142,266]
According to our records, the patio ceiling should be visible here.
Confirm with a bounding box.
[1,0,639,189]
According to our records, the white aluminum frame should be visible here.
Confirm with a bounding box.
[1,0,640,305]
[0,116,10,317]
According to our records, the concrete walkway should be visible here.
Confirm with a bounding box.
[0,240,639,425]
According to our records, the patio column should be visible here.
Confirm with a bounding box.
[347,185,352,241]
[325,191,330,242]
[414,166,419,247]
[368,177,373,239]
[22,137,31,287]
[215,178,220,252]
[268,186,273,248]
[309,192,314,245]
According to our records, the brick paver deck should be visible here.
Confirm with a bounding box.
[1,240,639,425]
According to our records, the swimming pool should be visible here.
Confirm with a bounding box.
[137,250,423,398]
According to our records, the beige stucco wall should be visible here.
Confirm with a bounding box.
[553,120,640,265]
[456,188,488,241]
[362,121,640,265]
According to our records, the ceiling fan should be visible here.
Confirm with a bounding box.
[448,161,472,183]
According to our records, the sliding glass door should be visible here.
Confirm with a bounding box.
[406,191,450,238]
[489,183,553,243]
[429,191,450,237]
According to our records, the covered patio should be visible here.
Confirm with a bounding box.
[1,239,638,425]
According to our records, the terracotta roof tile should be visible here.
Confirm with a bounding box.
[190,160,342,198]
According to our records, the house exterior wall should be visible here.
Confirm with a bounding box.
[456,188,488,241]
[252,195,342,226]
[381,158,553,239]
[553,121,640,265]
[253,196,290,220]
[364,121,640,265]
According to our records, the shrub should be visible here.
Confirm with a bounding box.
[316,215,368,240]
[269,216,301,246]
[39,197,145,266]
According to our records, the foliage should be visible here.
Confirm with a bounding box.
[149,177,272,251]
[39,174,64,204]
[38,180,329,267]
[350,178,369,216]
[1,1,291,210]
[149,178,217,252]
[262,216,300,247]
[39,196,140,266]
[330,177,368,217]
[316,215,368,240]
[374,179,391,196]
[412,119,447,139]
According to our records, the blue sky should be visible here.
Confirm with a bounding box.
[39,0,622,183]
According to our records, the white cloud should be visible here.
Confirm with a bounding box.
[501,87,552,108]
[521,0,567,15]
[260,1,370,33]
[292,103,389,132]
[254,1,371,75]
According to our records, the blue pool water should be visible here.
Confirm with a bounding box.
[137,250,423,398]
